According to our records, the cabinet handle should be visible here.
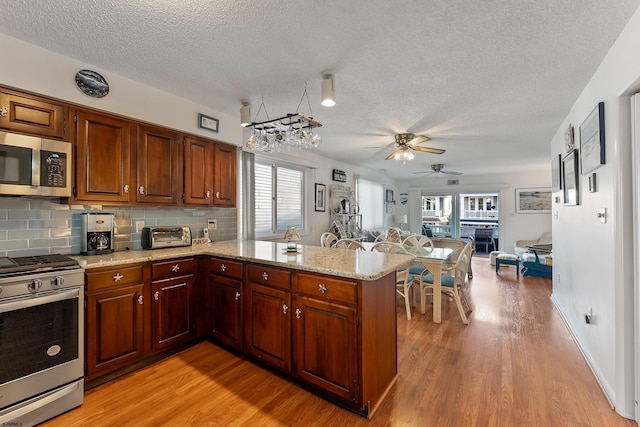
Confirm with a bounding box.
[138,186,145,195]
[295,308,301,319]
[319,284,327,294]
[0,106,7,117]
[262,272,269,281]
[283,304,288,315]
[216,191,220,199]
[154,291,159,301]
[206,190,211,198]
[235,291,240,301]
[112,273,123,282]
[123,184,129,194]
[138,295,144,305]
[172,264,180,272]
[220,264,227,272]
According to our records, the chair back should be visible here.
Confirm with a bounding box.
[334,239,365,250]
[371,241,412,255]
[402,234,434,254]
[320,232,338,247]
[421,224,434,237]
[474,228,494,241]
[430,237,471,270]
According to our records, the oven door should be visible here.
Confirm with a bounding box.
[0,287,83,411]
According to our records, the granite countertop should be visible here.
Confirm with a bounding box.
[71,240,413,281]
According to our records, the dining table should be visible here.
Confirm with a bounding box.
[362,241,456,323]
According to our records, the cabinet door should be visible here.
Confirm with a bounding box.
[244,282,291,372]
[151,275,195,352]
[292,295,358,402]
[75,111,131,202]
[213,143,236,207]
[183,136,213,205]
[210,274,242,350]
[85,284,145,378]
[136,124,180,204]
[0,91,68,139]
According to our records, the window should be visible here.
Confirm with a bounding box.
[356,177,383,230]
[254,158,304,236]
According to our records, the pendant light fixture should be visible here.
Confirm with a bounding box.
[240,100,251,127]
[321,72,336,107]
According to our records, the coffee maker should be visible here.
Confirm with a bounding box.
[81,212,114,255]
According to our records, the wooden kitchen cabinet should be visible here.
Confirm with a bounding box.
[213,143,237,207]
[135,124,181,204]
[183,135,213,205]
[150,258,196,352]
[244,264,292,372]
[84,264,146,380]
[0,89,69,139]
[74,110,132,203]
[209,257,244,350]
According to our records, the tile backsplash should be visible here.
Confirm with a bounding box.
[0,197,237,257]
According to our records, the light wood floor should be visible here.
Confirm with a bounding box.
[43,258,637,426]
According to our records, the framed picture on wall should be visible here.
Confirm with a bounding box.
[314,183,326,212]
[563,149,579,205]
[579,102,605,175]
[551,154,562,192]
[385,189,394,203]
[515,188,552,213]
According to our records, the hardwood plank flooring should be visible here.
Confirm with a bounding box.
[42,258,637,426]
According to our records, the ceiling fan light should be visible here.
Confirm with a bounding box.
[405,151,414,160]
[240,101,251,127]
[321,73,336,107]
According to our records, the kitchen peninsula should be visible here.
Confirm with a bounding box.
[75,240,412,418]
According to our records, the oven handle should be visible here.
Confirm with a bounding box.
[0,288,80,314]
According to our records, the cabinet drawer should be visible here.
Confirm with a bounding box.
[210,257,243,279]
[293,273,357,305]
[152,258,195,280]
[246,264,291,290]
[86,264,145,291]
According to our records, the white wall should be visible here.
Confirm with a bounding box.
[399,169,552,253]
[549,5,640,418]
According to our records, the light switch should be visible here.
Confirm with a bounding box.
[597,207,607,223]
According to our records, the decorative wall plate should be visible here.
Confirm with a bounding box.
[75,70,109,98]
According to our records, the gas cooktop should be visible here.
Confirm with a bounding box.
[0,254,80,275]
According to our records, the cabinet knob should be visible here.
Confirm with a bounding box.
[295,308,302,319]
[154,291,159,301]
[282,304,288,315]
[123,184,129,194]
[262,272,269,281]
[172,264,180,272]
[113,273,123,282]
[220,264,227,272]
[138,186,145,195]
[206,190,211,198]
[235,291,240,301]
[216,191,220,199]
[138,295,144,305]
[0,106,7,117]
[319,284,327,294]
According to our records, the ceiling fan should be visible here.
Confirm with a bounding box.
[414,163,463,176]
[384,133,445,162]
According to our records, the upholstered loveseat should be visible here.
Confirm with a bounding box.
[514,231,552,257]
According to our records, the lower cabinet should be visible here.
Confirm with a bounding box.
[85,264,146,380]
[151,275,194,352]
[209,257,244,351]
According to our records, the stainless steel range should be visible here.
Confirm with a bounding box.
[0,254,84,426]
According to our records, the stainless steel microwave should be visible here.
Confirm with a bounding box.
[0,131,72,197]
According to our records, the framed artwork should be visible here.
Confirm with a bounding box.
[198,113,219,133]
[551,154,562,192]
[564,124,574,153]
[579,102,605,175]
[332,169,346,182]
[563,149,579,205]
[515,187,552,213]
[314,183,326,212]
[385,203,393,214]
[385,189,394,203]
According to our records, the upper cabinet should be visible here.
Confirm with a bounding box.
[213,143,236,207]
[135,124,180,204]
[183,135,213,205]
[0,90,69,140]
[75,110,132,203]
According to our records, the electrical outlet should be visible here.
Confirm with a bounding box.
[136,221,145,233]
[208,219,217,230]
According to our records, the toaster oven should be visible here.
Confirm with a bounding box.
[141,226,192,249]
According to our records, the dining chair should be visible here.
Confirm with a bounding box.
[370,241,415,320]
[402,234,434,278]
[419,240,473,324]
[474,227,495,253]
[333,238,366,250]
[320,231,338,247]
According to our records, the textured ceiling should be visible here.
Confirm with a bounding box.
[1,1,639,180]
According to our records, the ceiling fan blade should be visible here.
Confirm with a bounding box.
[412,146,446,155]
[407,135,430,146]
[442,170,463,175]
[385,150,401,160]
[412,171,436,175]
[365,141,396,149]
